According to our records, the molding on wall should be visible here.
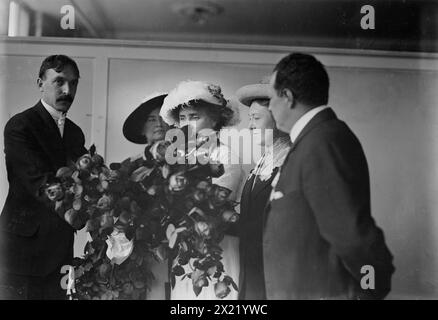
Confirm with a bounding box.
[1,36,438,71]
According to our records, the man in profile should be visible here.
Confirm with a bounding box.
[264,52,395,299]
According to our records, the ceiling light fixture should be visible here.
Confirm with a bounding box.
[172,0,224,25]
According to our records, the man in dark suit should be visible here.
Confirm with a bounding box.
[0,55,87,299]
[264,53,395,299]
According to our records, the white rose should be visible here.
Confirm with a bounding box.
[105,230,134,265]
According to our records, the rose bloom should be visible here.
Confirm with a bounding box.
[192,189,205,202]
[97,194,113,210]
[77,154,93,170]
[91,154,104,167]
[214,281,231,299]
[106,230,134,265]
[191,269,208,289]
[196,180,211,191]
[194,221,211,239]
[194,238,209,255]
[221,209,239,223]
[150,140,171,162]
[210,186,231,207]
[45,183,64,201]
[169,172,188,192]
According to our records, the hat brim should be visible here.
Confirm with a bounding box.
[123,94,167,144]
[235,83,271,107]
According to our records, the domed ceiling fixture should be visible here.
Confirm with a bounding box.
[172,0,224,25]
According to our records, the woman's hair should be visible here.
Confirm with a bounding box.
[171,99,235,131]
[250,98,270,107]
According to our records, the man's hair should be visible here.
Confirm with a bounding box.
[273,53,329,107]
[38,55,80,79]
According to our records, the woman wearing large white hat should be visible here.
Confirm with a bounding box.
[160,80,245,300]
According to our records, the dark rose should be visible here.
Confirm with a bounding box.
[98,262,112,278]
[64,208,77,225]
[191,269,208,289]
[169,172,188,193]
[196,181,211,192]
[100,180,109,191]
[194,238,209,255]
[194,221,211,239]
[118,196,131,210]
[91,154,104,167]
[85,218,100,232]
[129,270,145,289]
[147,185,158,196]
[56,166,74,179]
[45,183,64,201]
[72,197,82,211]
[152,244,168,262]
[100,212,114,229]
[122,282,134,295]
[108,170,121,181]
[192,189,205,203]
[210,186,231,207]
[221,209,239,223]
[135,224,150,241]
[150,140,171,162]
[118,210,131,225]
[214,281,231,299]
[97,194,113,210]
[64,208,85,229]
[77,154,93,170]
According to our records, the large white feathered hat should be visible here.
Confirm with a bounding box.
[160,80,240,127]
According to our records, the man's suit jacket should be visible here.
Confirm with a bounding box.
[0,101,87,277]
[263,108,395,299]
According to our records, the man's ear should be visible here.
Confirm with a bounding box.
[282,88,295,109]
[37,78,44,92]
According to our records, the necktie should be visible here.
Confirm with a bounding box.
[57,114,66,137]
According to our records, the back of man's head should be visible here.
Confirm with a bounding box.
[273,53,329,108]
[38,54,80,79]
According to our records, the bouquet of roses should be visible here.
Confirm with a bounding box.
[43,125,239,299]
[154,126,240,298]
[43,145,167,300]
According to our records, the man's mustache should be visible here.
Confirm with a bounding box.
[57,96,73,103]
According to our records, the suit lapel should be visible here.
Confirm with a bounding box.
[273,108,337,192]
[289,108,337,153]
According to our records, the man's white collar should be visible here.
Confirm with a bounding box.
[41,99,66,120]
[289,105,328,143]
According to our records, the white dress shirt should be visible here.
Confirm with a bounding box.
[270,105,329,200]
[41,99,66,137]
[289,105,329,143]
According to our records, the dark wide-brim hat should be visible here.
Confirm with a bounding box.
[123,93,167,144]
